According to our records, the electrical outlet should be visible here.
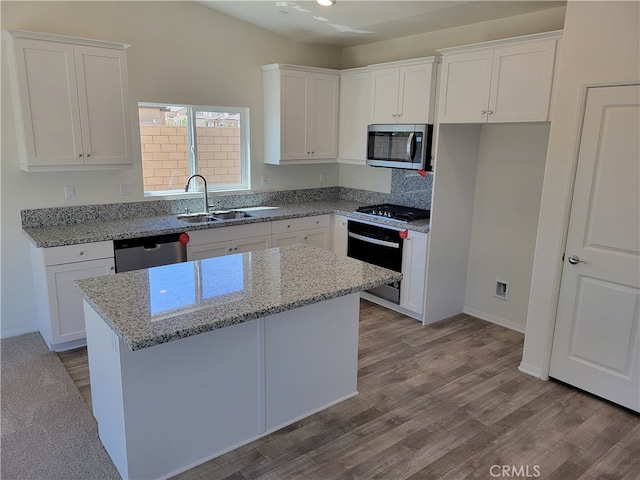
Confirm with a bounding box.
[120,182,134,195]
[319,172,326,184]
[260,175,268,187]
[64,185,75,200]
[495,280,510,300]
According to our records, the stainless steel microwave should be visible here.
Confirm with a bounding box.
[366,124,433,171]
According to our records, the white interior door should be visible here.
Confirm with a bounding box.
[550,84,640,412]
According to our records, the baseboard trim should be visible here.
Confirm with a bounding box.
[1,326,38,340]
[462,307,526,333]
[518,361,545,379]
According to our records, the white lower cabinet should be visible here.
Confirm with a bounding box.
[271,215,331,250]
[186,223,272,261]
[332,214,348,256]
[30,241,114,351]
[400,230,428,315]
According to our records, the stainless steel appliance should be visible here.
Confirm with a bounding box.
[347,220,404,304]
[348,205,430,303]
[356,203,431,222]
[114,233,188,273]
[366,124,433,171]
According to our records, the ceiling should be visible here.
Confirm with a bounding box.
[197,1,566,48]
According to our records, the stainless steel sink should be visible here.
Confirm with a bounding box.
[177,211,253,223]
[210,210,252,220]
[176,213,218,223]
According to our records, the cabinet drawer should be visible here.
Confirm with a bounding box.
[43,241,114,266]
[187,222,272,247]
[271,215,330,234]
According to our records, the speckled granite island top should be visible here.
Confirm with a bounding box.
[75,244,402,351]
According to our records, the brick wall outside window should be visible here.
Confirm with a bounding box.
[141,126,241,192]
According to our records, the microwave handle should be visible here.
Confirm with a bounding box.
[406,132,416,161]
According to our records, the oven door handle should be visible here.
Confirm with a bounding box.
[348,232,401,249]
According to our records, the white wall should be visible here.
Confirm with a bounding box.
[520,1,640,378]
[464,124,550,332]
[341,6,566,67]
[0,1,343,337]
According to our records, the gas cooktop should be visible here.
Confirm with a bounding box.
[355,204,431,222]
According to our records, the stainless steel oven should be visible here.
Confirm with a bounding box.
[347,220,403,304]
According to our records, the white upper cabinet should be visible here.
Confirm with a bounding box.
[437,31,562,124]
[338,67,371,164]
[3,30,133,171]
[262,64,339,164]
[370,57,439,124]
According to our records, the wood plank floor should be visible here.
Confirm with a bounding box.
[58,300,639,480]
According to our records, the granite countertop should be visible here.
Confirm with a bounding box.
[23,200,431,248]
[75,244,403,351]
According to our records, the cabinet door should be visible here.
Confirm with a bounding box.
[332,215,348,256]
[370,67,400,123]
[74,45,133,165]
[309,73,339,159]
[272,232,301,248]
[280,72,310,161]
[231,235,271,254]
[46,258,115,344]
[488,40,557,123]
[187,241,232,261]
[438,50,493,123]
[10,38,84,168]
[301,228,330,250]
[397,63,435,124]
[338,71,370,163]
[400,232,428,315]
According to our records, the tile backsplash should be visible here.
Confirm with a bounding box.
[389,168,433,210]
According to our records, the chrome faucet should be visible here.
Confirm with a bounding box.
[185,174,209,214]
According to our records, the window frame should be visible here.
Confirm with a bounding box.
[140,102,251,197]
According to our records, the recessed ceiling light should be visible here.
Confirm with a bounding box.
[317,0,336,6]
[279,10,288,15]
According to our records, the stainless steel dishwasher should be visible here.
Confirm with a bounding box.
[114,233,188,273]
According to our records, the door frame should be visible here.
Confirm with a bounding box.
[520,78,640,381]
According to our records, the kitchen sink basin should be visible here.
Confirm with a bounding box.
[177,211,253,223]
[233,206,280,212]
[209,210,252,220]
[176,213,218,223]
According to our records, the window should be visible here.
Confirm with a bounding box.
[139,103,250,195]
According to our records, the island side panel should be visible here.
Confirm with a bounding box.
[84,304,263,480]
[120,319,263,480]
[83,301,129,476]
[264,293,360,432]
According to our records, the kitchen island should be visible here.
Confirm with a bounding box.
[75,244,401,480]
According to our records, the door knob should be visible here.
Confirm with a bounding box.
[567,254,588,265]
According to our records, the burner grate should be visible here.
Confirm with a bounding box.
[356,204,430,222]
